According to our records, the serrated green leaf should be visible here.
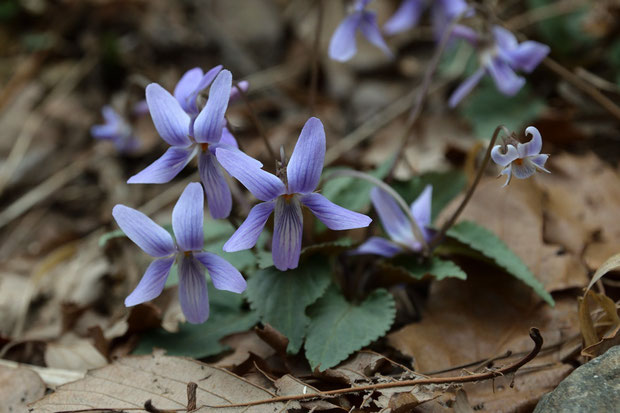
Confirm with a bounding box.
[394,256,467,280]
[245,259,332,354]
[133,284,258,358]
[305,287,395,371]
[393,170,466,222]
[461,83,545,139]
[447,221,554,305]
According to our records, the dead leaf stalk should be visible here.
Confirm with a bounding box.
[234,82,277,162]
[308,0,323,115]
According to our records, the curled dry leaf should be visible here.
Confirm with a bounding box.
[30,351,301,412]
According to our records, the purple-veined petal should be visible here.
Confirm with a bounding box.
[383,0,423,36]
[112,205,176,257]
[125,257,175,306]
[102,105,121,124]
[127,146,196,184]
[511,159,537,180]
[172,182,204,252]
[215,147,285,201]
[492,26,518,51]
[287,117,325,194]
[229,80,249,102]
[370,187,413,244]
[223,201,275,252]
[300,193,372,230]
[411,184,432,232]
[195,66,223,96]
[198,151,232,220]
[219,127,238,148]
[448,67,485,107]
[194,70,232,144]
[272,197,303,271]
[450,24,480,44]
[360,11,393,58]
[146,83,191,146]
[194,252,247,293]
[178,255,209,324]
[499,165,512,187]
[486,57,525,96]
[531,154,550,173]
[329,13,363,62]
[517,126,542,158]
[505,41,549,73]
[491,144,519,167]
[351,236,402,258]
[174,67,204,113]
[437,0,468,19]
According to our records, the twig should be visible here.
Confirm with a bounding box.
[324,170,429,256]
[385,14,464,181]
[542,57,620,121]
[53,328,543,412]
[427,125,505,250]
[234,82,277,162]
[504,0,586,30]
[187,382,198,412]
[308,0,323,115]
[203,328,543,408]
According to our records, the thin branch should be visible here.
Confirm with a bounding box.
[308,0,324,115]
[323,169,429,256]
[233,82,277,162]
[427,125,505,250]
[385,14,464,181]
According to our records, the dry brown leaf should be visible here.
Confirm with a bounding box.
[30,351,300,412]
[581,323,620,358]
[387,271,579,373]
[316,350,392,385]
[0,365,45,413]
[439,176,589,292]
[44,334,107,372]
[585,252,620,292]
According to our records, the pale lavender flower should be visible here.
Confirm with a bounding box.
[354,185,432,257]
[329,0,392,62]
[384,0,468,38]
[91,105,139,153]
[216,117,372,271]
[112,182,247,324]
[128,69,261,219]
[491,126,550,187]
[449,26,550,107]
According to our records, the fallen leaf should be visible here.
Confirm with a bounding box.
[0,365,45,413]
[44,334,107,372]
[30,351,300,412]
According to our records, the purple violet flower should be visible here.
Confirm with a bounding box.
[491,126,550,187]
[329,0,392,62]
[449,26,550,107]
[128,69,261,219]
[354,185,432,257]
[216,117,372,271]
[91,105,140,153]
[112,182,247,324]
[384,0,469,38]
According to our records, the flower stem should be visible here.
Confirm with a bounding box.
[323,169,429,256]
[233,82,277,162]
[427,125,505,250]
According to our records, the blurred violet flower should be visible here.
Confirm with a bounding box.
[217,117,372,271]
[353,185,433,257]
[329,0,392,62]
[491,126,550,187]
[128,69,261,219]
[384,0,469,38]
[112,182,247,324]
[91,105,140,153]
[449,26,550,107]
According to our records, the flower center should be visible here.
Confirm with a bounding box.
[281,193,296,202]
[201,143,209,152]
[514,158,523,165]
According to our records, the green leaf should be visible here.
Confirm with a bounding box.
[245,258,332,354]
[527,0,593,56]
[447,221,554,305]
[393,170,466,222]
[393,256,467,280]
[305,287,395,371]
[133,284,258,358]
[461,82,545,139]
